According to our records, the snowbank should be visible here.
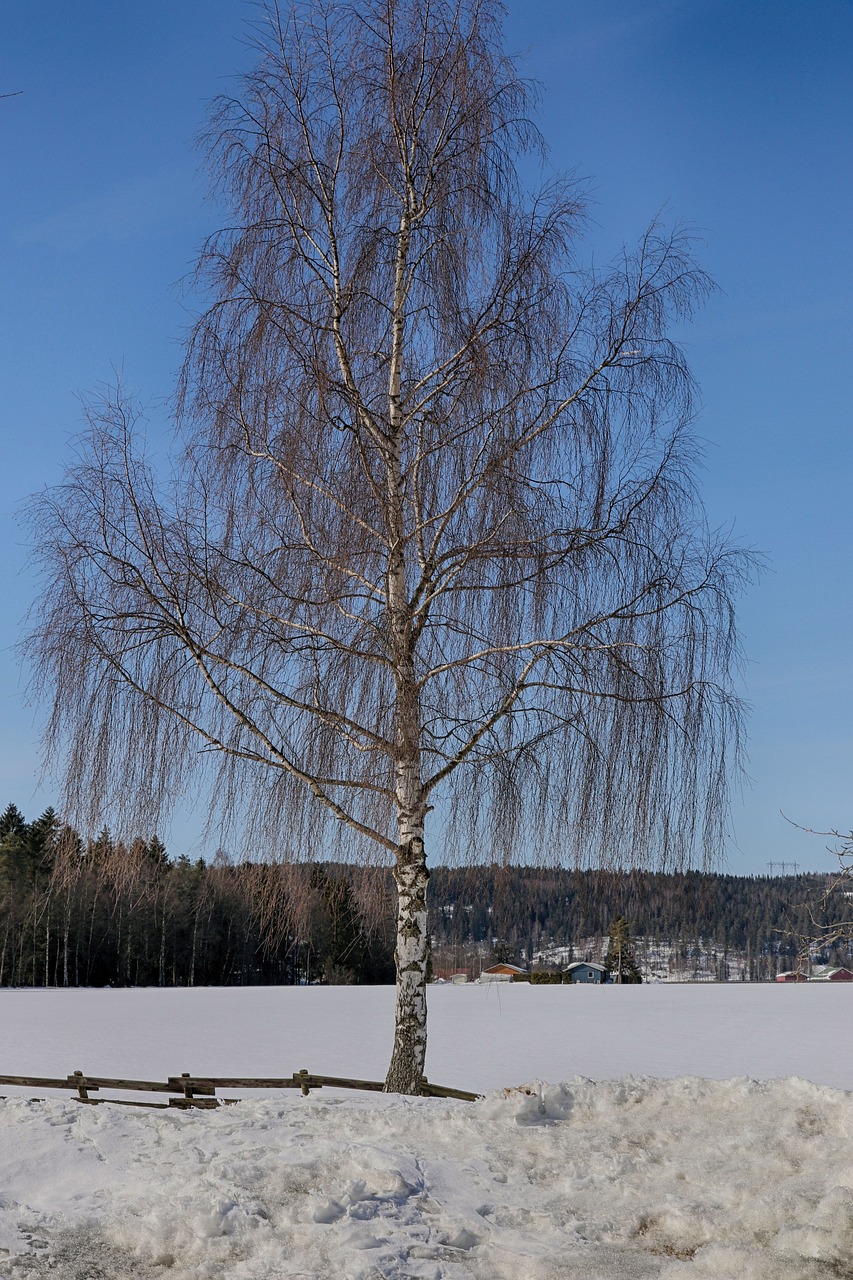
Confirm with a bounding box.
[1,984,851,1276]
[1,1077,851,1278]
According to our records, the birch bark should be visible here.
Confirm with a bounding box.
[383,201,431,1093]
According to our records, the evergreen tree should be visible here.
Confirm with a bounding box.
[605,916,642,983]
[0,803,27,838]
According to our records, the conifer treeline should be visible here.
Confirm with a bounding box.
[427,865,853,977]
[2,803,851,985]
[0,805,394,987]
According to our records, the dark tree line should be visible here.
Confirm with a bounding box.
[0,804,394,988]
[2,802,849,986]
[427,865,853,977]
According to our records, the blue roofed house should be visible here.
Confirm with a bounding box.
[564,961,609,984]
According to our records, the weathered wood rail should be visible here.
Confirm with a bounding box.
[0,1069,479,1108]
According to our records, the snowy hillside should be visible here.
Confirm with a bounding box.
[1,984,851,1277]
[531,936,757,982]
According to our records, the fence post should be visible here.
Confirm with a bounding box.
[70,1070,89,1102]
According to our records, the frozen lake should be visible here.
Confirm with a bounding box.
[3,980,851,1093]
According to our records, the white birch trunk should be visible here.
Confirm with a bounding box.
[383,201,431,1094]
[385,761,429,1093]
[384,641,431,1092]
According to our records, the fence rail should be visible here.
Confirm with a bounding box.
[0,1069,479,1108]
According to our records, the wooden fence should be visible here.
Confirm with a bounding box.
[0,1069,479,1108]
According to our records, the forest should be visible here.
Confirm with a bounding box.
[1,803,851,987]
[0,804,395,988]
[427,865,853,980]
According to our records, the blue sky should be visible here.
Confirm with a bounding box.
[2,1,851,874]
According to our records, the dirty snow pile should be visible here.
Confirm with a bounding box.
[1,1075,852,1279]
[1,984,853,1278]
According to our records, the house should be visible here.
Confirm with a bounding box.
[776,971,808,982]
[479,963,528,983]
[564,961,608,984]
[808,966,853,982]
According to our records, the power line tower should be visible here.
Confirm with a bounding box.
[766,861,801,876]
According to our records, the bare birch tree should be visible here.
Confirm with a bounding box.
[26,0,749,1092]
[778,825,853,970]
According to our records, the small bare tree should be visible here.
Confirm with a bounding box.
[778,825,853,970]
[26,0,749,1092]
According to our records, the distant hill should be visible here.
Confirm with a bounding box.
[427,866,853,981]
[3,801,850,984]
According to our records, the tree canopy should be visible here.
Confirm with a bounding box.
[26,0,750,1090]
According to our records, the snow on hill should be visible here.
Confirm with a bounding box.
[1,983,851,1277]
[532,936,750,982]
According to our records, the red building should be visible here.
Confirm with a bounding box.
[810,966,853,982]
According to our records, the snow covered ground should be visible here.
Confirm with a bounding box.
[1,983,851,1278]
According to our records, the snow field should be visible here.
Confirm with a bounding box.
[0,983,851,1277]
[2,981,852,1092]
